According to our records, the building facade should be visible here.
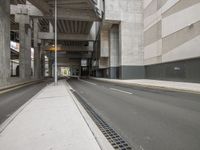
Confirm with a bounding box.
[93,0,200,82]
[93,0,144,79]
[144,0,200,82]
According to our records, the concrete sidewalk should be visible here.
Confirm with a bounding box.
[0,81,102,150]
[91,77,200,94]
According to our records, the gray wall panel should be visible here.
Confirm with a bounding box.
[145,58,200,82]
[120,66,145,79]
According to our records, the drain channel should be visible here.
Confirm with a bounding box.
[71,90,132,150]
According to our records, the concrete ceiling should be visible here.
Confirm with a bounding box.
[10,0,103,64]
[11,0,26,5]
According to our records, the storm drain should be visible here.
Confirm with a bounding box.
[71,90,132,150]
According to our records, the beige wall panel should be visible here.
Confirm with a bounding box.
[157,0,168,9]
[162,21,200,54]
[144,9,162,31]
[162,35,200,63]
[162,3,200,37]
[144,0,153,9]
[161,0,180,14]
[144,56,162,65]
[163,0,200,18]
[144,21,162,46]
[144,40,162,60]
[144,0,158,19]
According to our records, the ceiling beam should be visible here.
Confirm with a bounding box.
[52,8,100,21]
[11,4,43,16]
[38,32,95,41]
[43,45,93,52]
[28,0,50,14]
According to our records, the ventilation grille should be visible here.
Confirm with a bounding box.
[72,90,132,150]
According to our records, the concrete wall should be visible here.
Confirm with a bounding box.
[104,0,144,65]
[146,58,200,82]
[100,29,109,57]
[109,25,120,79]
[96,0,144,79]
[144,0,200,82]
[144,0,200,65]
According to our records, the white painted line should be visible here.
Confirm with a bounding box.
[109,88,133,95]
[67,83,75,92]
[80,80,97,86]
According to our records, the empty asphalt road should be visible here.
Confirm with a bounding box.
[68,78,200,150]
[0,81,48,125]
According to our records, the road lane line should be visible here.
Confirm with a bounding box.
[80,80,97,86]
[109,88,132,95]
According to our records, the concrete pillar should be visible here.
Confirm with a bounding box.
[40,42,45,78]
[41,53,45,77]
[0,0,10,85]
[18,15,31,79]
[49,23,53,33]
[98,29,110,78]
[48,58,53,77]
[26,26,32,77]
[100,29,109,57]
[104,0,144,79]
[118,0,144,79]
[33,18,41,79]
[109,25,119,79]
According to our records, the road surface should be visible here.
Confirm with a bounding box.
[68,78,200,150]
[0,81,47,125]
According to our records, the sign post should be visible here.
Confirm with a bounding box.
[54,0,58,84]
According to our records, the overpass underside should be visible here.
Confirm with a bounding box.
[0,0,103,87]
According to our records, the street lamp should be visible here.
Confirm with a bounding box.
[54,0,58,84]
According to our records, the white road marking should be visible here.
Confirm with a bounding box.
[67,83,75,92]
[109,88,133,95]
[80,80,97,86]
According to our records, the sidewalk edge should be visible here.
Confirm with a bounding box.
[64,81,114,150]
[0,80,44,95]
[91,77,200,95]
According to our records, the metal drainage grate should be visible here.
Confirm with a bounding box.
[72,90,132,150]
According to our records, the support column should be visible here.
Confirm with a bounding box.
[18,14,31,79]
[0,0,10,85]
[33,18,41,79]
[98,28,110,78]
[40,41,45,78]
[41,53,45,78]
[48,57,53,77]
[109,25,120,79]
[118,0,144,79]
[49,22,53,33]
[26,25,32,78]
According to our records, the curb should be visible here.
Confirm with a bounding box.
[90,77,200,95]
[0,80,44,94]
